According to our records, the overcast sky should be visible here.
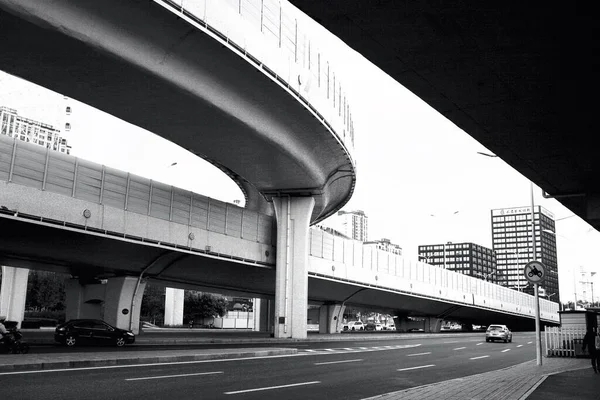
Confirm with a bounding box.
[0,2,597,303]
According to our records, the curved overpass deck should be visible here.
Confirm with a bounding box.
[0,0,355,223]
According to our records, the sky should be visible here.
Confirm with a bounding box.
[0,2,597,304]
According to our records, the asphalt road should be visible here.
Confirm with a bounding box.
[1,332,537,400]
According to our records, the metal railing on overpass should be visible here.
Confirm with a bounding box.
[158,0,355,153]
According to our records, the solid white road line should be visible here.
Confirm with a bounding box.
[470,355,490,360]
[407,352,431,357]
[397,365,435,372]
[502,349,511,353]
[453,347,466,351]
[314,359,362,366]
[224,381,321,395]
[126,371,223,381]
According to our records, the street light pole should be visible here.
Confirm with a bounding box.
[530,182,542,366]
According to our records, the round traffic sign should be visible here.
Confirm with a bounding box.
[524,261,546,284]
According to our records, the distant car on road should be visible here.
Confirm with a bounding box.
[55,319,135,347]
[485,324,512,343]
[343,321,365,331]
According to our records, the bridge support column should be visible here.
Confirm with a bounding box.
[0,266,29,328]
[164,287,184,326]
[65,278,105,321]
[104,277,146,335]
[425,317,444,333]
[272,196,315,339]
[318,303,345,333]
[253,298,274,333]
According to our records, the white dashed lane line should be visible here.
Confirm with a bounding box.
[314,359,362,366]
[453,347,466,351]
[502,349,511,353]
[470,355,490,360]
[126,371,223,381]
[397,365,436,372]
[407,352,431,357]
[224,381,321,395]
[476,343,484,346]
[517,345,523,348]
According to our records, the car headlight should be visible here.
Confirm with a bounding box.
[56,327,66,332]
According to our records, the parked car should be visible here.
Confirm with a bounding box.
[365,322,383,331]
[54,319,135,347]
[485,324,512,343]
[343,321,365,331]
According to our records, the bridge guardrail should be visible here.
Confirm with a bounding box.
[309,227,560,321]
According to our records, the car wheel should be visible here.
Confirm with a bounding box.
[509,337,512,343]
[486,339,489,342]
[65,335,77,347]
[115,337,126,347]
[351,327,355,331]
[504,338,508,343]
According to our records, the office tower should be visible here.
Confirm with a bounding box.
[0,106,71,154]
[490,206,558,300]
[417,242,500,283]
[319,209,368,241]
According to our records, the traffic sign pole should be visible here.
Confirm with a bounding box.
[524,259,546,366]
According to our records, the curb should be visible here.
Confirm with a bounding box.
[0,348,297,373]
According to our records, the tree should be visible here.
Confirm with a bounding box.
[184,292,229,323]
[26,270,67,311]
[140,283,165,324]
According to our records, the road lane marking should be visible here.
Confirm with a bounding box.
[126,371,223,381]
[517,345,523,348]
[502,349,511,353]
[397,365,435,372]
[453,347,466,350]
[476,343,483,345]
[224,381,320,395]
[443,341,461,344]
[527,341,533,344]
[470,355,490,360]
[407,352,431,357]
[314,359,362,366]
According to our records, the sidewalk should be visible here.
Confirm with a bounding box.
[2,331,598,399]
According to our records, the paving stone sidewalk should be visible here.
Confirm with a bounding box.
[363,357,590,400]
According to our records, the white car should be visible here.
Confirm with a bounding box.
[343,321,365,331]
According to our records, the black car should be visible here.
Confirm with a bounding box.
[54,319,135,347]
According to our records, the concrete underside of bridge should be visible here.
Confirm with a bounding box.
[290,0,600,229]
[0,0,355,224]
[0,217,550,330]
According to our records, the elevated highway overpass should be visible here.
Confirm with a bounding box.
[0,135,559,334]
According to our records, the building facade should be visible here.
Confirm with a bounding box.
[0,106,71,154]
[363,238,402,256]
[490,206,558,301]
[319,209,368,241]
[417,242,501,284]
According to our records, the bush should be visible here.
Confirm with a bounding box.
[25,310,65,324]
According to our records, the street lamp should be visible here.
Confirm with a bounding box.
[474,271,497,281]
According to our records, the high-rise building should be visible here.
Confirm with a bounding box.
[417,242,500,283]
[319,209,368,241]
[0,106,71,154]
[363,238,402,256]
[490,206,558,300]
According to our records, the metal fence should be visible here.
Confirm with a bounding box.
[0,135,275,245]
[158,0,355,152]
[545,326,587,357]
